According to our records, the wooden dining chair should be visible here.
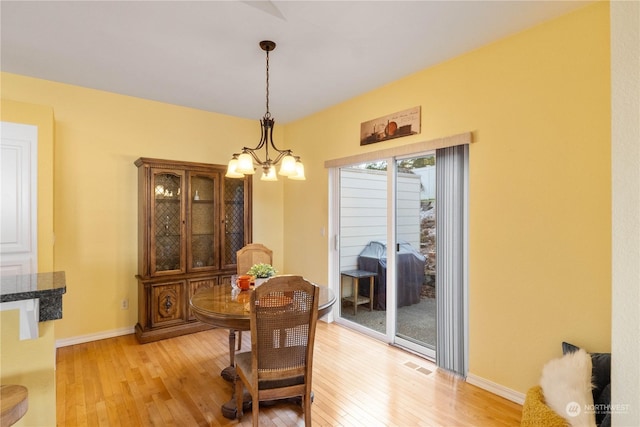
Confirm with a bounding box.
[234,275,320,427]
[236,243,273,276]
[235,243,274,351]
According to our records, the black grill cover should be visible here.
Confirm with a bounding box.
[357,240,426,310]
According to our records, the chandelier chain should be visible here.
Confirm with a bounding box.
[265,49,271,118]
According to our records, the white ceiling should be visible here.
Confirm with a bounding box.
[1,1,591,124]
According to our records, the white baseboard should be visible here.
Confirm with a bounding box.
[56,326,135,348]
[466,373,526,405]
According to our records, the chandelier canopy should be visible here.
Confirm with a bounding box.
[226,40,305,182]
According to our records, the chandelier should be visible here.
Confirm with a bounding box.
[226,40,305,181]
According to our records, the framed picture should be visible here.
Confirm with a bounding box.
[360,106,421,146]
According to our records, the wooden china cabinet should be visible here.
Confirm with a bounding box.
[134,158,252,343]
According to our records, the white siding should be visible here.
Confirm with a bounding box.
[339,167,421,271]
[413,165,436,200]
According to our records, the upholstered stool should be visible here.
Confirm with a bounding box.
[1,385,28,427]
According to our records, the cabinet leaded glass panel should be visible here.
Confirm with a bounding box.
[153,173,182,273]
[190,174,217,269]
[224,177,245,265]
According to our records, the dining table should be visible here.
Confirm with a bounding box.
[190,279,336,419]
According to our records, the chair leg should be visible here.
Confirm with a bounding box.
[235,378,244,419]
[237,330,242,351]
[303,394,312,426]
[252,394,260,427]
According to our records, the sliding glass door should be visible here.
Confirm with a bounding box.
[331,141,468,374]
[336,156,436,358]
[394,154,436,358]
[338,161,388,338]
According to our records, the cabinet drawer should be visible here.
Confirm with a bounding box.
[151,281,186,327]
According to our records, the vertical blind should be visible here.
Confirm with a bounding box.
[435,144,468,376]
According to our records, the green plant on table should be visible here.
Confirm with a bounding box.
[247,263,277,278]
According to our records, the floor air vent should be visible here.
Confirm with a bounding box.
[404,361,433,376]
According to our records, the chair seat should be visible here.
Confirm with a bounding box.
[235,351,305,391]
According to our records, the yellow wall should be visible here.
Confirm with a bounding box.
[0,313,56,426]
[284,2,611,394]
[1,0,611,400]
[1,75,286,340]
[0,100,56,425]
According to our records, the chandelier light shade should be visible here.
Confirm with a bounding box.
[236,153,255,175]
[225,156,244,178]
[226,40,305,181]
[279,155,297,176]
[290,161,306,180]
[260,166,278,181]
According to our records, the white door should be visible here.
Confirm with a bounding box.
[0,121,38,275]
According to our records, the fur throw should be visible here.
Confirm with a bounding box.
[539,348,596,427]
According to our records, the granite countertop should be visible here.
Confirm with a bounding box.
[0,271,67,303]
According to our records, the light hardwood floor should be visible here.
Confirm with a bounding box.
[56,322,522,426]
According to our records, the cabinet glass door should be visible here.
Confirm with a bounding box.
[222,177,246,269]
[151,170,185,275]
[189,173,218,271]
